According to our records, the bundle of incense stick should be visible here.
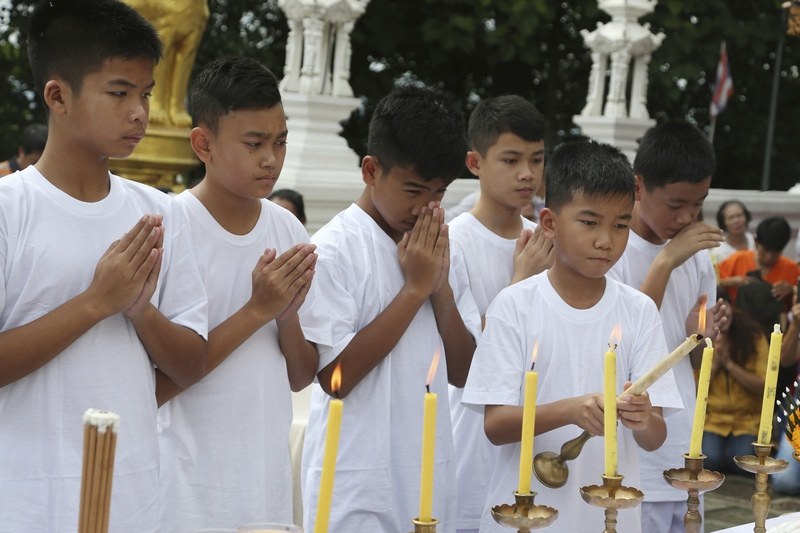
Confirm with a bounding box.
[78,409,119,533]
[776,382,800,457]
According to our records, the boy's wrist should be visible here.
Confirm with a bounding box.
[654,249,678,272]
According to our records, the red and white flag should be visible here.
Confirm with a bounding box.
[710,41,734,118]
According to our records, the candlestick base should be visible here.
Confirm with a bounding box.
[410,517,438,533]
[734,442,789,533]
[580,474,643,533]
[491,491,559,532]
[663,453,725,533]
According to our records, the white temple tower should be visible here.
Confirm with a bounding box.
[573,0,665,162]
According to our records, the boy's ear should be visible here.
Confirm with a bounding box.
[43,80,67,113]
[634,174,645,201]
[465,150,482,178]
[361,155,380,186]
[539,207,556,239]
[189,127,212,164]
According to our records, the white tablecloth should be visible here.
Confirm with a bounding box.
[712,512,800,532]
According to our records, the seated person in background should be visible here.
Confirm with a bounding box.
[718,216,798,310]
[269,187,307,225]
[714,200,755,263]
[0,123,48,176]
[702,294,767,473]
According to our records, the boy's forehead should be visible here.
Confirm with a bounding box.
[384,164,448,188]
[562,190,633,218]
[487,132,545,154]
[219,106,287,133]
[644,176,712,202]
[90,56,155,83]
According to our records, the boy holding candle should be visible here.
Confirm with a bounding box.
[448,94,552,533]
[606,120,723,533]
[156,57,319,532]
[0,1,208,530]
[462,140,682,533]
[299,85,481,533]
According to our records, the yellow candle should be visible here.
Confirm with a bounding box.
[315,365,343,533]
[419,351,440,523]
[689,338,714,457]
[604,342,618,477]
[757,324,783,445]
[517,368,538,494]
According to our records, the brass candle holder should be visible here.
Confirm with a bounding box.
[491,491,559,532]
[580,474,643,533]
[733,442,789,533]
[533,335,702,489]
[663,454,725,533]
[409,517,438,533]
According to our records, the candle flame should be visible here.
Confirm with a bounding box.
[530,342,539,371]
[609,325,622,348]
[698,305,707,336]
[331,363,342,395]
[426,350,440,387]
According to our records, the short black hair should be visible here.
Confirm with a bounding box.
[367,85,466,183]
[190,56,282,134]
[633,120,716,190]
[27,0,162,97]
[19,124,48,154]
[545,141,634,212]
[716,199,752,232]
[468,95,545,155]
[755,216,791,252]
[269,188,306,225]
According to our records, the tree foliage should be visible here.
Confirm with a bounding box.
[0,0,798,190]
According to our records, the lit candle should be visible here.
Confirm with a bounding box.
[604,327,620,477]
[757,324,783,445]
[517,344,538,494]
[314,364,343,533]
[419,351,440,523]
[689,337,714,457]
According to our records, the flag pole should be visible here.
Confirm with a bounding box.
[761,5,790,191]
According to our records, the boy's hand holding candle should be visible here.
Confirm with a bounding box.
[617,383,655,431]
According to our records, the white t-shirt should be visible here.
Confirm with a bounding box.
[713,232,755,263]
[447,212,536,530]
[158,193,311,532]
[608,230,717,502]
[300,204,481,533]
[0,167,207,533]
[462,272,682,533]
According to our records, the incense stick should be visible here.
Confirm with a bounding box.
[78,409,119,533]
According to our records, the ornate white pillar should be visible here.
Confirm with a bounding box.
[276,0,370,232]
[573,0,665,162]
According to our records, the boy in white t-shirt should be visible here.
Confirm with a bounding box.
[463,140,682,533]
[607,120,724,533]
[156,57,318,532]
[0,2,208,531]
[449,95,552,533]
[300,85,481,533]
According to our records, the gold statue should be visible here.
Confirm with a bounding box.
[124,0,209,127]
[113,0,210,188]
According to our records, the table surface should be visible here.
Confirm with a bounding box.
[711,512,800,532]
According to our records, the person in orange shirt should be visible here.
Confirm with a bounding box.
[718,216,798,309]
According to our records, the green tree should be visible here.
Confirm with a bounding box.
[1,0,798,190]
